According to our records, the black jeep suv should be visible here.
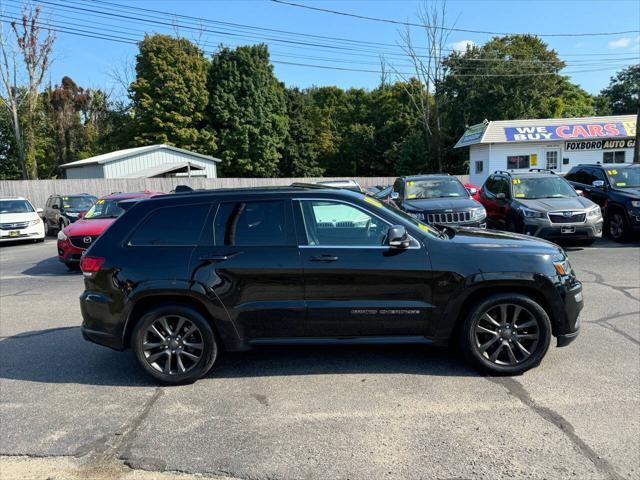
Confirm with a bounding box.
[564,163,640,242]
[388,175,486,227]
[80,186,583,384]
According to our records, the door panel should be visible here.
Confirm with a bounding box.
[190,200,305,340]
[297,199,435,338]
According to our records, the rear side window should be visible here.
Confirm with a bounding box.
[130,204,209,246]
[214,201,289,246]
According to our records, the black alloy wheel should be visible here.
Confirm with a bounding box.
[461,293,551,375]
[133,306,217,384]
[607,211,628,242]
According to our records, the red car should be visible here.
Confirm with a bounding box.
[464,183,481,201]
[57,191,160,270]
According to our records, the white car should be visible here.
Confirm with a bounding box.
[0,196,45,243]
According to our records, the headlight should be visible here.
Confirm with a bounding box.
[552,252,573,276]
[587,205,602,218]
[57,230,67,241]
[470,206,486,221]
[28,218,41,225]
[518,206,544,218]
[631,200,640,208]
[66,212,79,217]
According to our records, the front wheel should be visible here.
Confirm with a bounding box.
[607,210,629,242]
[460,293,552,375]
[133,306,218,385]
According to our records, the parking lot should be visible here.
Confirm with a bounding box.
[0,237,638,480]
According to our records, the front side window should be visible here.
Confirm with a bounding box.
[404,178,469,200]
[300,200,389,246]
[0,200,34,214]
[507,155,530,169]
[215,200,289,246]
[130,205,209,246]
[603,151,626,164]
[493,178,510,196]
[512,177,577,199]
[52,197,61,208]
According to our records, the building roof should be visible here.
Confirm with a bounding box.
[455,114,636,148]
[121,161,206,178]
[60,144,220,169]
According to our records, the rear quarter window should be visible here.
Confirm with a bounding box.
[129,204,210,246]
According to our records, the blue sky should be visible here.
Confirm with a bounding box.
[5,0,640,98]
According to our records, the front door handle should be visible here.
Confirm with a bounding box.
[199,252,242,263]
[311,254,339,262]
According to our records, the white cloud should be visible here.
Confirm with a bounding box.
[450,40,475,53]
[608,36,640,49]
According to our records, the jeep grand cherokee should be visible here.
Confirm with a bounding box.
[79,186,583,384]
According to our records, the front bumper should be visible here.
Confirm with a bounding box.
[57,239,85,264]
[628,208,640,233]
[553,278,583,347]
[522,217,603,240]
[0,223,45,241]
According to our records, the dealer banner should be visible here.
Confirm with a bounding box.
[504,120,636,142]
[565,138,636,151]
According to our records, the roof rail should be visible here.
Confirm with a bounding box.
[493,170,512,176]
[290,182,330,189]
[528,168,555,174]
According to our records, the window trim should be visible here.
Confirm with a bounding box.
[294,197,420,249]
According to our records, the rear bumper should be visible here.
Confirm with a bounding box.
[80,290,125,350]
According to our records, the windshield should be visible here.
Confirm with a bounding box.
[63,196,96,210]
[83,198,125,219]
[0,200,34,214]
[512,177,577,199]
[606,167,640,188]
[405,178,469,199]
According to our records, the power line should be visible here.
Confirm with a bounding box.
[272,0,640,37]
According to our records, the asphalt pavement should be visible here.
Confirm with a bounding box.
[0,236,638,480]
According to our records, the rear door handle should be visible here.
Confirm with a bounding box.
[311,254,339,262]
[199,252,242,263]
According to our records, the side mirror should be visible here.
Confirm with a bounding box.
[592,180,605,188]
[496,193,506,200]
[36,208,43,214]
[52,204,60,210]
[386,225,410,249]
[575,189,584,196]
[390,191,399,200]
[466,187,478,195]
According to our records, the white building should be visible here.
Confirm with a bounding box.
[455,115,636,186]
[61,144,220,179]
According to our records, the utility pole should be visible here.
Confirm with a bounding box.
[634,106,639,163]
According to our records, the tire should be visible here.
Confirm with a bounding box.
[460,293,552,375]
[44,220,50,237]
[132,305,218,385]
[606,209,629,242]
[65,262,80,271]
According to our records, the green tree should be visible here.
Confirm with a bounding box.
[279,88,324,177]
[0,110,21,179]
[207,44,287,177]
[596,65,640,115]
[130,34,215,153]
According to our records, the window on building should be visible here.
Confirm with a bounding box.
[475,160,484,173]
[546,151,558,170]
[214,201,289,246]
[130,204,209,246]
[603,151,626,164]
[507,155,530,169]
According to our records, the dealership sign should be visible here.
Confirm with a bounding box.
[504,120,636,142]
[565,138,636,151]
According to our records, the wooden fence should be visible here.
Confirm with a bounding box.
[0,175,469,208]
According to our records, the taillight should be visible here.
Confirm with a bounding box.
[80,256,105,273]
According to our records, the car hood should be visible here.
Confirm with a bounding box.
[0,212,40,223]
[404,197,479,212]
[516,196,593,211]
[63,218,116,236]
[611,187,640,198]
[447,227,562,255]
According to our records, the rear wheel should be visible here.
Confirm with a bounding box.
[133,306,217,385]
[460,293,552,375]
[44,220,50,236]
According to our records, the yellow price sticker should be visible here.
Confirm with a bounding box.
[617,182,626,187]
[418,224,430,232]
[608,170,617,175]
[364,196,382,208]
[63,205,71,208]
[407,194,417,199]
[96,199,105,204]
[407,181,415,186]
[512,179,521,185]
[515,193,525,198]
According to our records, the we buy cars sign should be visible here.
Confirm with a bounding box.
[504,120,636,142]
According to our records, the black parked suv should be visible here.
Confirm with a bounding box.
[564,164,640,242]
[42,193,97,235]
[80,186,583,384]
[388,175,486,227]
[478,170,603,243]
